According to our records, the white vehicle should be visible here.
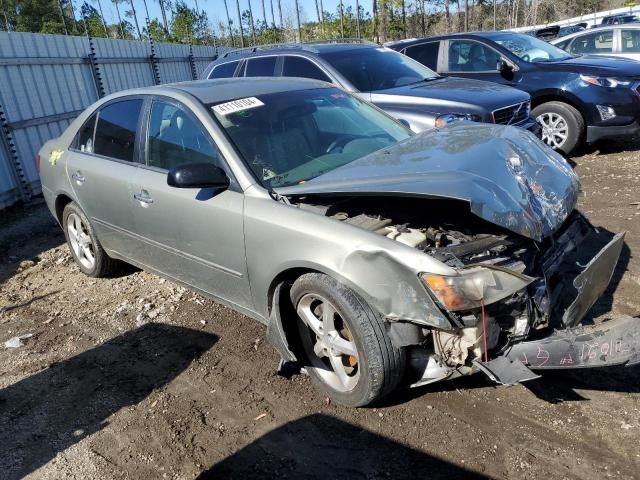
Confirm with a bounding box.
[552,25,640,62]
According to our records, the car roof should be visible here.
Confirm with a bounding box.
[119,77,333,105]
[386,31,520,47]
[217,41,377,61]
[552,23,640,43]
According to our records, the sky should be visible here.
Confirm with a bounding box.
[95,1,377,31]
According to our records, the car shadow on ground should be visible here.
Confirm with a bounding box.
[197,413,489,480]
[0,323,217,480]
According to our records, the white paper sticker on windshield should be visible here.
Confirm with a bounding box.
[212,97,264,115]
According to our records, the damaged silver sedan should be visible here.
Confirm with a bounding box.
[38,78,639,407]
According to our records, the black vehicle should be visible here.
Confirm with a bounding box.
[388,32,640,154]
[599,14,639,26]
[201,41,540,135]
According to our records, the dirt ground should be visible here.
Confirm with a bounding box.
[1,139,640,480]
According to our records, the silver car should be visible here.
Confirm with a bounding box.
[552,25,640,61]
[39,78,639,407]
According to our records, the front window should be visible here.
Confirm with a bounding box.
[485,33,572,62]
[448,40,500,72]
[210,88,411,188]
[321,47,440,92]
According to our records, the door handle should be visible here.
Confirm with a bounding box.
[133,191,154,205]
[71,172,85,184]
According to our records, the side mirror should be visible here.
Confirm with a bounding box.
[167,162,230,190]
[497,58,515,79]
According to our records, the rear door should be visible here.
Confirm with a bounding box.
[129,96,251,308]
[401,41,442,71]
[619,28,640,61]
[64,97,144,258]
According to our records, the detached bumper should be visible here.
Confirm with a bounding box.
[586,120,640,143]
[505,315,640,369]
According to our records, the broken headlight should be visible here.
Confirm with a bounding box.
[422,267,533,312]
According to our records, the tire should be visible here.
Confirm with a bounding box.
[533,101,584,155]
[62,202,117,277]
[290,273,405,407]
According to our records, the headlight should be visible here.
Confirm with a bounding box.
[580,74,631,88]
[422,267,533,312]
[435,113,481,128]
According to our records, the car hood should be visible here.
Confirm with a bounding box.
[275,123,580,242]
[371,76,529,110]
[536,54,640,76]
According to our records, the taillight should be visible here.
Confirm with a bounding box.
[36,154,41,174]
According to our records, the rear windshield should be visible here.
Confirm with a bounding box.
[209,87,411,188]
[321,47,440,92]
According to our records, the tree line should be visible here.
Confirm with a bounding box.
[0,1,635,47]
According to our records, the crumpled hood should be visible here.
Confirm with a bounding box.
[275,123,580,242]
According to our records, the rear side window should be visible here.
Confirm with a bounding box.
[209,61,239,79]
[554,39,571,51]
[74,113,97,153]
[622,30,640,52]
[245,56,277,76]
[569,31,613,54]
[404,42,439,70]
[282,56,331,82]
[93,99,143,162]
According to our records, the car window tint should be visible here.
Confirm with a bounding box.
[569,31,613,54]
[75,113,97,153]
[245,56,277,76]
[93,99,142,162]
[404,42,439,70]
[147,101,220,171]
[210,61,239,79]
[622,29,640,52]
[448,40,500,72]
[282,56,331,82]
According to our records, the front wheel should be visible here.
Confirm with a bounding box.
[533,101,584,155]
[290,273,405,407]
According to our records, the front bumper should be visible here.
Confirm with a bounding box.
[518,116,542,138]
[586,120,640,143]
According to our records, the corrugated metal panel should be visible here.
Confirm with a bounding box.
[0,135,19,209]
[0,32,96,202]
[155,42,193,84]
[92,38,155,95]
[192,44,219,79]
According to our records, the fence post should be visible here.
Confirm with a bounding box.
[188,43,197,81]
[148,34,161,85]
[87,35,106,98]
[0,101,31,202]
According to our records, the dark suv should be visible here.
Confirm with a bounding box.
[201,42,539,135]
[388,32,640,154]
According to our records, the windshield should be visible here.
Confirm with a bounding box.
[210,87,411,188]
[486,33,572,62]
[321,47,440,92]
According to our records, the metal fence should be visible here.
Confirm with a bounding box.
[0,31,225,210]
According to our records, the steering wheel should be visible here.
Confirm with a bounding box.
[325,137,352,154]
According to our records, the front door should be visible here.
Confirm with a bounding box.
[129,98,251,309]
[442,39,520,87]
[64,98,144,258]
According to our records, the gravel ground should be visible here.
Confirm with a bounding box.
[1,139,639,480]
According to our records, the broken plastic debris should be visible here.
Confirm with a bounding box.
[4,333,34,348]
[253,413,267,421]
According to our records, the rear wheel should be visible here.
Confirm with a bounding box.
[290,273,405,407]
[533,101,584,155]
[62,202,117,277]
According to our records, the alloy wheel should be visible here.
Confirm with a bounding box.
[537,112,569,149]
[296,293,360,392]
[66,212,96,270]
